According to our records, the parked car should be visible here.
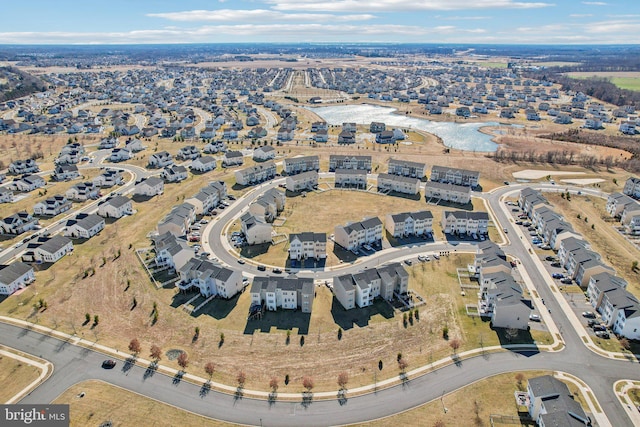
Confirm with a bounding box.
[237,259,245,264]
[529,314,541,322]
[587,319,599,327]
[592,324,606,332]
[560,278,573,284]
[102,359,116,369]
[272,268,283,274]
[552,273,564,279]
[595,331,610,339]
[404,259,413,266]
[545,256,556,262]
[582,311,596,318]
[433,254,440,260]
[550,262,562,268]
[257,265,266,271]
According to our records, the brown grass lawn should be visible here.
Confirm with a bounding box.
[0,353,42,403]
[54,371,577,427]
[231,189,486,267]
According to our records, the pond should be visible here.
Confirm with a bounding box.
[307,104,509,152]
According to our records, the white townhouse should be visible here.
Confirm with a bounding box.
[162,165,188,183]
[176,145,200,161]
[203,141,227,154]
[441,211,489,236]
[377,173,420,195]
[52,164,80,181]
[0,262,35,295]
[248,188,285,222]
[333,263,409,310]
[253,146,276,162]
[97,195,133,219]
[621,207,640,235]
[65,182,99,202]
[623,177,640,199]
[288,232,326,261]
[329,155,371,172]
[152,232,195,272]
[286,170,318,192]
[430,165,480,188]
[24,235,74,264]
[134,177,164,197]
[93,169,124,188]
[527,376,590,427]
[588,277,640,339]
[185,182,226,215]
[9,159,39,175]
[1,211,38,235]
[222,151,244,167]
[0,187,13,203]
[110,148,132,162]
[148,151,174,168]
[385,210,433,238]
[387,158,427,178]
[606,192,639,218]
[64,213,105,239]
[335,168,367,189]
[157,203,196,237]
[33,195,71,217]
[283,155,320,175]
[250,276,315,313]
[479,271,531,330]
[241,212,272,245]
[14,175,46,193]
[177,258,243,299]
[190,156,217,173]
[235,161,277,186]
[424,181,471,204]
[333,217,383,251]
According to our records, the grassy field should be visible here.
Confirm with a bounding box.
[53,371,584,427]
[566,72,640,91]
[0,352,42,403]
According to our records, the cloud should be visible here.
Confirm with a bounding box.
[147,9,375,23]
[569,14,593,17]
[584,19,640,33]
[268,0,554,12]
[436,15,492,20]
[582,1,607,5]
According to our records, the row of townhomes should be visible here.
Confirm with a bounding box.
[474,241,531,330]
[288,232,326,261]
[177,257,243,299]
[250,276,315,313]
[606,192,640,235]
[235,161,277,186]
[333,217,383,252]
[520,187,640,339]
[286,170,318,192]
[241,188,286,245]
[424,181,472,204]
[333,263,409,310]
[283,155,320,175]
[624,176,640,199]
[430,165,480,188]
[385,210,434,238]
[441,211,489,236]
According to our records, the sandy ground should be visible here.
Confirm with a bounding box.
[512,170,586,179]
[560,178,605,185]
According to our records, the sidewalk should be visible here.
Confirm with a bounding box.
[0,344,53,404]
[613,380,640,427]
[555,372,612,427]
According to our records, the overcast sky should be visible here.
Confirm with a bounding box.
[0,0,638,44]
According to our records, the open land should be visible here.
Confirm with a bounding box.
[0,350,42,403]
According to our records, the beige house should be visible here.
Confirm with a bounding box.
[377,173,420,195]
[241,212,272,245]
[385,210,433,238]
[424,181,471,204]
[333,263,409,310]
[250,276,315,313]
[286,170,318,192]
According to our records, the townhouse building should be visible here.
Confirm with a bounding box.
[157,203,196,237]
[286,170,318,192]
[235,161,277,186]
[177,258,243,299]
[527,376,590,427]
[253,146,276,162]
[441,211,489,236]
[152,232,195,272]
[623,177,640,199]
[184,182,226,215]
[190,156,217,173]
[478,271,530,330]
[241,212,272,245]
[162,165,188,183]
[134,177,164,197]
[329,155,371,172]
[248,188,285,223]
[333,263,408,310]
[9,159,39,175]
[250,276,315,313]
[283,155,319,175]
[334,168,367,189]
[430,165,479,188]
[387,158,427,179]
[424,181,471,204]
[0,262,35,295]
[288,232,327,261]
[377,173,420,195]
[385,210,433,238]
[606,192,639,218]
[334,217,383,251]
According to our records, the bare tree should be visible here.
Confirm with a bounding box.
[337,371,349,390]
[149,344,162,362]
[128,338,141,355]
[205,362,215,380]
[302,376,314,392]
[449,338,461,354]
[620,338,631,350]
[237,370,247,388]
[515,372,525,390]
[269,377,279,393]
[398,357,409,373]
[177,352,189,371]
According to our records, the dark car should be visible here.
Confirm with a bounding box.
[587,319,598,327]
[552,273,564,279]
[102,359,116,369]
[592,325,606,332]
[560,278,573,284]
[582,311,596,318]
[595,331,610,339]
[237,259,245,264]
[404,259,413,266]
[257,265,266,271]
[272,268,283,274]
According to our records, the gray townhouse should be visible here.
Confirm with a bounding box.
[424,181,471,204]
[623,176,640,199]
[335,168,367,189]
[235,161,277,186]
[430,165,479,188]
[387,158,427,179]
[329,155,371,172]
[250,276,315,313]
[527,375,590,427]
[286,170,318,193]
[283,155,320,175]
[176,258,243,299]
[377,173,420,195]
[385,210,433,238]
[333,263,409,310]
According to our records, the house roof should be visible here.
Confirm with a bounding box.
[0,262,33,285]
